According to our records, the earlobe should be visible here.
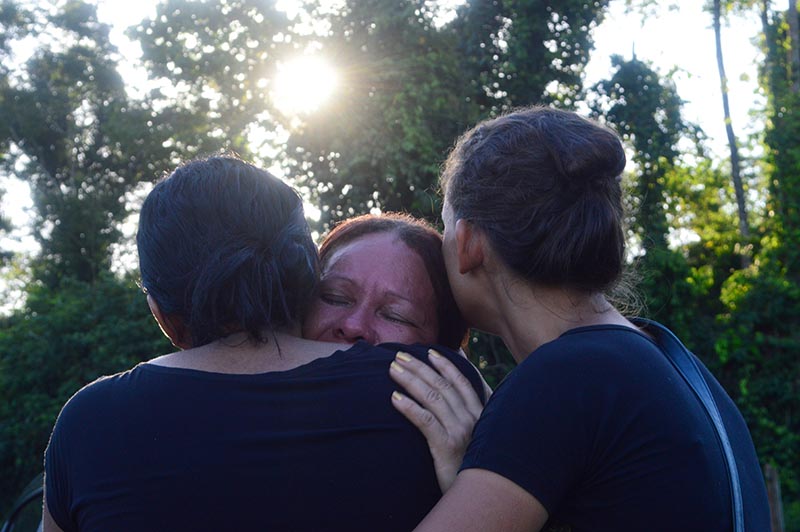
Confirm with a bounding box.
[147,294,192,350]
[455,219,485,274]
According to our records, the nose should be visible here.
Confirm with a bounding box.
[335,308,376,344]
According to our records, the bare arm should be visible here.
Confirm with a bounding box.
[414,469,548,532]
[390,349,487,492]
[42,492,65,532]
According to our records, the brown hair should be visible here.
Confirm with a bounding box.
[441,106,627,294]
[319,213,468,349]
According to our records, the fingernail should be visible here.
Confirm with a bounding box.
[390,361,405,373]
[396,351,412,362]
[428,349,443,359]
[392,391,404,401]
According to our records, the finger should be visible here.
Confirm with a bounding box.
[390,358,460,425]
[395,351,467,407]
[428,349,485,415]
[390,353,479,449]
[391,390,447,442]
[391,354,466,423]
[391,390,461,492]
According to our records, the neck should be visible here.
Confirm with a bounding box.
[481,277,633,363]
[149,327,346,374]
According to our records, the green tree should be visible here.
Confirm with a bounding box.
[0,273,172,515]
[130,0,294,160]
[715,2,800,527]
[126,0,616,232]
[591,58,712,347]
[0,0,183,512]
[451,0,612,114]
[284,0,480,229]
[0,1,177,286]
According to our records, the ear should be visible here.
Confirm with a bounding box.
[147,294,192,350]
[455,218,485,275]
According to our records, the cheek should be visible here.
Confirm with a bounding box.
[302,299,337,341]
[373,324,418,346]
[373,321,438,346]
[422,319,440,344]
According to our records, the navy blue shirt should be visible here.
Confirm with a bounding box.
[45,342,485,531]
[461,324,770,531]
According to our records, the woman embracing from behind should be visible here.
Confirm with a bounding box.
[43,156,485,532]
[393,107,770,531]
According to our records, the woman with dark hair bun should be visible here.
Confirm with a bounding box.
[42,155,486,532]
[391,107,770,531]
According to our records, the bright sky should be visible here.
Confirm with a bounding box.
[585,1,764,159]
[0,0,765,259]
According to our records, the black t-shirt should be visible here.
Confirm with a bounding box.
[45,342,485,532]
[461,324,770,532]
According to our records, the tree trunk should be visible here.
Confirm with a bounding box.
[764,464,785,532]
[713,0,751,268]
[789,0,800,93]
[762,1,779,99]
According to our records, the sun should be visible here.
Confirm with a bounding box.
[271,56,338,115]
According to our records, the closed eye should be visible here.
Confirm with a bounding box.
[321,293,351,307]
[381,311,415,327]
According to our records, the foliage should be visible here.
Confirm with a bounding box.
[0,273,172,516]
[715,3,800,527]
[0,1,178,287]
[283,0,613,230]
[593,56,686,249]
[591,57,714,350]
[123,0,614,233]
[284,0,480,229]
[129,0,294,159]
[451,0,611,113]
[0,0,33,53]
[717,254,800,529]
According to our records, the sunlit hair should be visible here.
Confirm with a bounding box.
[137,155,319,347]
[441,106,627,294]
[319,213,468,349]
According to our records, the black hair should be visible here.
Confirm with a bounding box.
[137,155,319,347]
[441,106,627,293]
[319,213,468,349]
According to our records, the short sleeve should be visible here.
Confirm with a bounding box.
[460,347,595,513]
[45,403,78,532]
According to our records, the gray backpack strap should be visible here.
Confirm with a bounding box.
[634,318,744,532]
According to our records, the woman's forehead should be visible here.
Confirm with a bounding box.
[323,233,434,295]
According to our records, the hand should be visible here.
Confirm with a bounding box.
[390,349,486,493]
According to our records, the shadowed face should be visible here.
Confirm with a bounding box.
[302,232,439,345]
